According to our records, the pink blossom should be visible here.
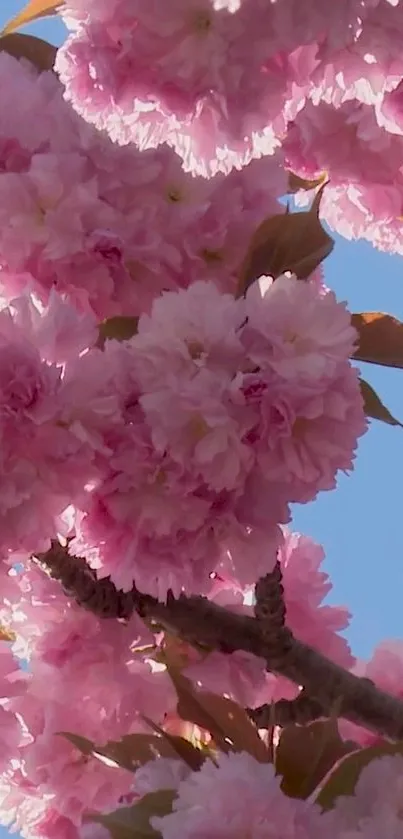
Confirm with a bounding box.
[134,758,190,797]
[279,529,355,669]
[56,0,279,175]
[285,98,403,254]
[341,641,403,746]
[243,274,357,384]
[152,751,324,838]
[70,276,365,596]
[9,292,98,364]
[0,55,289,320]
[256,365,367,503]
[133,281,245,392]
[56,0,370,175]
[323,754,403,836]
[34,811,80,839]
[0,564,178,833]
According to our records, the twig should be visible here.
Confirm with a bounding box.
[34,543,403,743]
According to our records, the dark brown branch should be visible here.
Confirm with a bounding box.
[254,563,293,667]
[249,693,325,728]
[35,543,403,743]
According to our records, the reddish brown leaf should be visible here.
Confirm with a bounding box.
[0,624,16,642]
[275,720,357,800]
[317,742,403,810]
[0,33,56,71]
[1,0,61,35]
[167,668,233,754]
[287,171,328,194]
[94,734,177,772]
[237,184,333,296]
[142,716,206,770]
[58,732,181,772]
[168,667,271,763]
[89,790,176,839]
[97,316,139,347]
[352,312,403,368]
[359,379,402,428]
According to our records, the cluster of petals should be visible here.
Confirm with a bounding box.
[284,98,403,254]
[151,751,325,838]
[0,53,286,322]
[68,275,365,597]
[0,268,365,598]
[322,754,403,836]
[0,523,357,839]
[125,751,403,839]
[55,0,403,179]
[0,294,104,558]
[54,0,403,263]
[0,563,177,839]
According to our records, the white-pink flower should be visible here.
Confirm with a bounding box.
[152,751,324,838]
[243,274,357,384]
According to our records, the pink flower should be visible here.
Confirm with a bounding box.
[257,364,367,503]
[243,274,357,384]
[341,641,403,746]
[134,759,190,797]
[323,754,403,836]
[279,528,355,670]
[10,292,98,364]
[56,0,275,175]
[29,810,79,839]
[285,99,403,254]
[133,281,245,390]
[152,751,324,838]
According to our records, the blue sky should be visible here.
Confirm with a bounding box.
[1,1,403,662]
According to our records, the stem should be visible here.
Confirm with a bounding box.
[35,543,403,743]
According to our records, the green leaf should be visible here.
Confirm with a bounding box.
[1,0,61,35]
[317,742,403,810]
[142,716,206,770]
[0,33,57,71]
[352,312,403,369]
[89,791,176,839]
[236,184,333,296]
[167,667,271,763]
[98,316,139,346]
[275,719,357,800]
[359,379,402,428]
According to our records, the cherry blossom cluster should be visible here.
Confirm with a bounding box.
[131,750,403,839]
[0,52,285,322]
[55,0,387,177]
[71,275,365,597]
[0,528,356,839]
[55,0,403,255]
[0,1,400,837]
[0,269,365,596]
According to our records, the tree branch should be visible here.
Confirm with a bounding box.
[254,563,293,667]
[34,543,403,743]
[249,692,326,728]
